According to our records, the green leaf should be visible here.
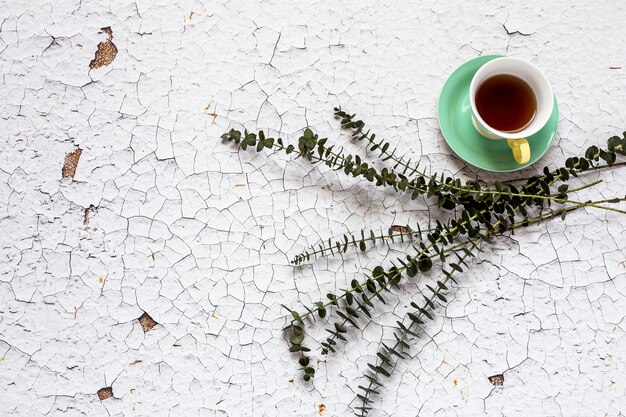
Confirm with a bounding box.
[377,352,391,365]
[290,334,304,345]
[406,261,417,277]
[372,266,385,282]
[299,356,310,366]
[357,385,380,395]
[368,363,390,377]
[579,158,590,171]
[387,267,402,286]
[419,307,433,320]
[346,292,354,305]
[408,312,423,324]
[337,310,359,327]
[334,323,347,333]
[364,374,383,386]
[243,132,256,146]
[607,152,617,165]
[417,255,433,272]
[230,130,241,141]
[346,307,359,317]
[326,329,346,341]
[291,311,302,322]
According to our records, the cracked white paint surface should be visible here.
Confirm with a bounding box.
[1,0,626,416]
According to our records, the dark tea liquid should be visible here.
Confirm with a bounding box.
[475,74,537,133]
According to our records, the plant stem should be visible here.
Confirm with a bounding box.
[292,178,618,324]
[354,238,481,417]
[294,224,480,323]
[355,196,624,415]
[337,111,625,202]
[324,196,626,354]
[294,180,607,267]
[354,174,626,415]
[566,180,603,193]
[502,145,626,184]
[294,182,550,323]
[292,227,437,265]
[269,129,582,205]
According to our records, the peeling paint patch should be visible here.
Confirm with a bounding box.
[138,312,158,332]
[97,387,113,401]
[89,27,117,69]
[83,205,97,225]
[390,225,412,233]
[204,104,221,124]
[488,374,505,386]
[61,148,82,178]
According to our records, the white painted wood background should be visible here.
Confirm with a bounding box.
[1,0,626,415]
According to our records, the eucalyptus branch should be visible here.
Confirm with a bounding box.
[304,201,531,372]
[281,318,315,381]
[355,239,480,417]
[222,128,423,192]
[349,154,625,411]
[294,212,482,323]
[501,145,626,184]
[225,126,572,223]
[354,196,626,415]
[291,179,604,269]
[320,238,474,355]
[335,108,626,208]
[224,125,625,225]
[319,193,626,359]
[292,225,437,265]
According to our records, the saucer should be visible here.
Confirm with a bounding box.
[437,55,559,172]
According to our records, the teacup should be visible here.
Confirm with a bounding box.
[469,57,554,164]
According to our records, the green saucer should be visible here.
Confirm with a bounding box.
[437,55,559,172]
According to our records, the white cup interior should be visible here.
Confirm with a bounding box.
[469,57,554,138]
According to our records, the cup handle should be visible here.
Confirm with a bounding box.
[507,138,530,164]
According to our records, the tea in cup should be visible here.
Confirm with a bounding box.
[469,57,554,164]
